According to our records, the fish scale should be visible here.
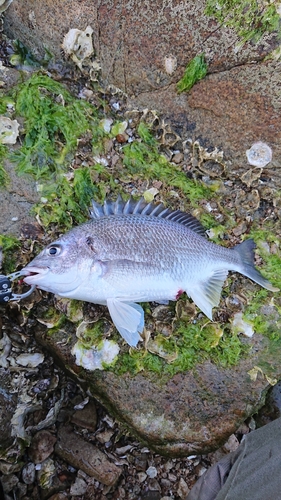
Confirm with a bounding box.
[21,196,278,347]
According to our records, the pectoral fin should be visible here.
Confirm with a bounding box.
[107,299,144,347]
[188,269,228,319]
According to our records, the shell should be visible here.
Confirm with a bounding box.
[246,141,272,167]
[164,55,177,75]
[0,116,19,144]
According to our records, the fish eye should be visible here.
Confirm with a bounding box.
[46,245,61,256]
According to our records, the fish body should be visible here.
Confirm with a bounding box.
[22,196,278,346]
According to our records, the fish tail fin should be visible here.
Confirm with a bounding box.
[235,239,279,292]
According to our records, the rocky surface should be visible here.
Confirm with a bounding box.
[1,2,281,497]
[3,0,281,166]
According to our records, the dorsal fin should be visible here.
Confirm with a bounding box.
[90,195,206,236]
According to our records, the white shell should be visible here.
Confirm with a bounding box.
[62,26,94,69]
[0,116,19,144]
[246,141,272,167]
[164,55,177,75]
[0,0,13,14]
[232,312,254,338]
[72,339,120,370]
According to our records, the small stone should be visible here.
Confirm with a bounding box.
[56,426,121,486]
[172,152,184,164]
[168,473,177,482]
[177,477,190,499]
[70,476,88,496]
[1,474,18,493]
[146,466,157,478]
[71,400,97,432]
[22,462,36,485]
[223,433,239,453]
[28,430,57,464]
[138,472,147,482]
[37,458,56,489]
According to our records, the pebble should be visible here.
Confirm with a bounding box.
[71,400,97,431]
[22,462,36,485]
[28,430,57,464]
[172,152,184,164]
[1,474,19,493]
[177,477,190,499]
[70,476,88,496]
[137,472,147,483]
[146,466,158,478]
[55,425,121,486]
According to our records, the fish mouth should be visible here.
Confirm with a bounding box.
[21,266,49,284]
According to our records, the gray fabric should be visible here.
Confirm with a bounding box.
[187,417,281,500]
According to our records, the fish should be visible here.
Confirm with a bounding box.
[21,195,278,347]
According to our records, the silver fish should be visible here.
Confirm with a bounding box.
[21,196,278,347]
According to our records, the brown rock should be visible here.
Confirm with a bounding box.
[37,326,281,457]
[55,426,121,486]
[71,400,97,432]
[28,430,57,464]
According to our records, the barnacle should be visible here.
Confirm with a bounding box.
[0,115,19,144]
[164,55,177,75]
[246,142,272,168]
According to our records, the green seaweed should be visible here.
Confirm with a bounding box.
[177,54,208,94]
[11,74,95,179]
[205,0,280,43]
[78,321,106,349]
[123,124,211,204]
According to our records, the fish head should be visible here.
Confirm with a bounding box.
[21,232,94,296]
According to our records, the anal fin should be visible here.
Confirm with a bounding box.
[107,299,144,347]
[188,269,228,319]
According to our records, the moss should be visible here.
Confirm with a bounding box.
[205,0,280,44]
[242,226,281,342]
[0,234,20,273]
[177,54,208,94]
[112,317,247,377]
[78,321,106,349]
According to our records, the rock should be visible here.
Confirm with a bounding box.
[3,0,281,168]
[177,477,190,499]
[0,369,17,453]
[69,476,87,496]
[37,326,281,457]
[55,425,122,486]
[28,430,57,464]
[22,462,36,485]
[71,400,97,432]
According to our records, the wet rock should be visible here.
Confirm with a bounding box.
[177,477,190,499]
[55,425,121,486]
[4,1,281,169]
[28,430,57,464]
[69,476,87,496]
[37,326,281,457]
[21,462,36,485]
[71,400,97,432]
[0,369,17,452]
[1,473,18,493]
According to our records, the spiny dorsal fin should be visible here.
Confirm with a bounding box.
[90,195,206,236]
